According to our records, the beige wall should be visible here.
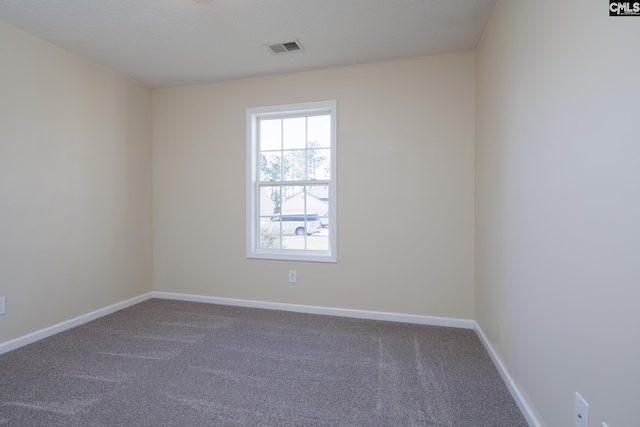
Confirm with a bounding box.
[153,52,476,319]
[0,22,153,344]
[476,1,640,426]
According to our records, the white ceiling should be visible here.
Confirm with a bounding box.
[0,0,496,88]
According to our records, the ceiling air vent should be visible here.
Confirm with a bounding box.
[266,40,304,55]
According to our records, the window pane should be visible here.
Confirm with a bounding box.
[259,186,280,216]
[282,150,307,181]
[259,119,282,151]
[307,185,329,252]
[307,115,331,148]
[260,217,281,249]
[307,185,329,207]
[283,117,306,150]
[280,185,307,249]
[281,185,305,216]
[307,149,330,180]
[260,152,282,182]
[283,234,306,250]
[307,233,329,251]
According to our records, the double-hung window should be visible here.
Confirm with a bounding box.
[246,100,337,262]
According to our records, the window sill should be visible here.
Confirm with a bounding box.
[247,250,337,263]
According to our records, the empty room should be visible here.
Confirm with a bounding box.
[1,1,638,426]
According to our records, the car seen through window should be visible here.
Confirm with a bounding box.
[268,214,322,236]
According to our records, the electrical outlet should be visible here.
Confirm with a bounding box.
[0,297,5,315]
[575,393,589,427]
[288,270,297,283]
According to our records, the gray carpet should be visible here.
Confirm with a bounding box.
[0,299,527,426]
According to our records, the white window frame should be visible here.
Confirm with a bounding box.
[246,100,337,263]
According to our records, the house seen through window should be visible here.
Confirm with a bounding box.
[246,101,337,262]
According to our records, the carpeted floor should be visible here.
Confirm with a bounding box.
[0,299,527,426]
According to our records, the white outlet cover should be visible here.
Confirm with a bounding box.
[288,270,297,283]
[575,393,589,427]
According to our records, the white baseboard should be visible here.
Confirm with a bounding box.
[0,292,153,356]
[1,291,472,356]
[152,291,475,329]
[474,322,542,427]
